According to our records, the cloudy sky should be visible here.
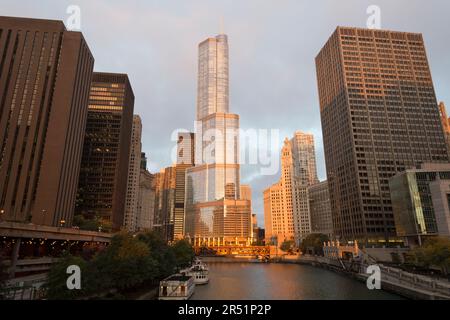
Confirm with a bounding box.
[2,0,450,226]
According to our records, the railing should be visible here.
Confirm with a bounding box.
[362,264,450,298]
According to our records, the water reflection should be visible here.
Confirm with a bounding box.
[192,262,404,300]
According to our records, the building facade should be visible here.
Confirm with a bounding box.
[184,34,251,245]
[429,178,450,238]
[154,166,176,241]
[291,131,319,186]
[316,27,449,243]
[308,181,333,237]
[264,138,311,246]
[438,101,450,155]
[124,115,142,232]
[389,163,450,246]
[76,72,135,231]
[136,168,155,231]
[174,132,195,239]
[0,17,94,227]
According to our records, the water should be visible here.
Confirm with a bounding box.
[192,262,404,300]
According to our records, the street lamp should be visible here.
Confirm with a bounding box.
[60,219,66,227]
[0,209,4,222]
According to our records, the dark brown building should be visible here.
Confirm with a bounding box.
[0,17,94,227]
[75,72,134,231]
[316,27,449,243]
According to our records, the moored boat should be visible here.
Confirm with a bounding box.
[158,275,195,300]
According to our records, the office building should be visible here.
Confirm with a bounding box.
[76,72,134,231]
[154,166,176,241]
[389,163,450,246]
[174,132,195,239]
[124,115,142,232]
[0,17,94,226]
[291,131,319,186]
[184,34,252,245]
[316,27,449,243]
[308,181,333,237]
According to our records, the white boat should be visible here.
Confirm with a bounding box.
[193,258,209,271]
[180,265,209,285]
[158,275,195,300]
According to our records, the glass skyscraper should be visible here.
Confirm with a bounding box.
[185,34,251,246]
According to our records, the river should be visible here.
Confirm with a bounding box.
[191,262,404,300]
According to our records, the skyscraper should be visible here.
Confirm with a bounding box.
[124,115,142,232]
[316,27,449,243]
[76,72,134,231]
[185,34,252,246]
[0,17,94,227]
[291,131,319,186]
[153,166,176,241]
[263,138,311,246]
[174,132,195,239]
[308,181,333,238]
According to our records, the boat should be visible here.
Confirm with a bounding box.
[180,265,209,285]
[192,258,209,271]
[158,274,195,300]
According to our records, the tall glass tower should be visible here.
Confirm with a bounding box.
[185,34,251,246]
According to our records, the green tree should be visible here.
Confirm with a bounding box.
[137,231,176,278]
[45,253,87,300]
[0,255,8,300]
[91,232,158,291]
[410,237,450,275]
[280,240,295,254]
[171,239,195,268]
[300,234,330,256]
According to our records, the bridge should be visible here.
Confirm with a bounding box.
[0,221,112,280]
[194,244,270,257]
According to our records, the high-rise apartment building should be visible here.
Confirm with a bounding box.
[185,34,252,246]
[291,132,319,186]
[76,72,134,231]
[308,181,333,237]
[316,27,449,243]
[0,17,94,226]
[124,115,142,232]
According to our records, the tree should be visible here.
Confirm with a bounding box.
[300,234,330,256]
[280,240,295,254]
[91,232,158,291]
[137,231,176,278]
[0,255,8,300]
[171,239,195,269]
[45,253,87,300]
[410,237,450,276]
